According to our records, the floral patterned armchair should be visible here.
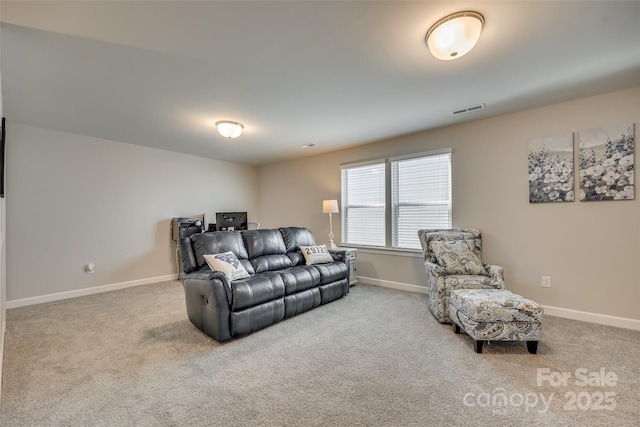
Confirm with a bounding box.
[417,229,506,323]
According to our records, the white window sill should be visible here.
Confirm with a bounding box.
[339,245,422,258]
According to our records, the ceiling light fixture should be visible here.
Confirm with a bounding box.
[215,120,244,139]
[426,11,484,60]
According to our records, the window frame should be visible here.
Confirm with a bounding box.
[340,149,452,250]
[340,159,387,248]
[389,149,453,250]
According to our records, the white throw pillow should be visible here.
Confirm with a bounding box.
[299,245,334,265]
[204,251,250,281]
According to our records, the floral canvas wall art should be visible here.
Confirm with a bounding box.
[578,123,634,201]
[528,133,574,203]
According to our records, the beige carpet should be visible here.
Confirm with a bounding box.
[1,281,638,426]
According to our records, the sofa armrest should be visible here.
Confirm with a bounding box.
[483,263,506,289]
[328,249,353,286]
[178,237,198,274]
[329,249,348,262]
[183,270,233,342]
[425,261,446,295]
[425,261,446,280]
[424,261,448,322]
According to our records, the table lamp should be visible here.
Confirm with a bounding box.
[322,199,339,249]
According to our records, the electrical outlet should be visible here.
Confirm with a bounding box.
[541,276,551,288]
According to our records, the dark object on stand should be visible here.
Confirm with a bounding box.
[171,216,204,241]
[216,212,247,230]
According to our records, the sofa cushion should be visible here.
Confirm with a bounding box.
[283,288,321,318]
[443,275,496,291]
[251,255,292,273]
[421,229,482,264]
[280,227,316,266]
[191,231,254,274]
[242,229,293,273]
[430,240,488,276]
[450,289,543,323]
[276,265,321,295]
[243,229,287,257]
[314,261,348,285]
[230,299,285,338]
[319,279,348,304]
[300,245,334,265]
[230,272,285,311]
[204,252,250,281]
[285,252,306,267]
[280,227,316,252]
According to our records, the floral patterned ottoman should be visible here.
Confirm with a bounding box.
[449,289,543,354]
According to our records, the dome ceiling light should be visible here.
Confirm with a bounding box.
[426,11,484,60]
[215,120,244,138]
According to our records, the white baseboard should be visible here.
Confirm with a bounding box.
[541,304,640,331]
[358,276,640,331]
[0,326,4,402]
[6,274,179,309]
[359,276,428,294]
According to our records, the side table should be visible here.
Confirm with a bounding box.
[330,247,358,287]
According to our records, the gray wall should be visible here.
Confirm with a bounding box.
[4,88,639,323]
[259,87,640,321]
[0,7,5,397]
[6,123,259,302]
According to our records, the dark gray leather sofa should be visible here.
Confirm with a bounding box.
[178,227,350,342]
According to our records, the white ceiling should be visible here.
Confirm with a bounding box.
[2,1,639,166]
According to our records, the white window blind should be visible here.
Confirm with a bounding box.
[391,152,452,249]
[340,161,386,247]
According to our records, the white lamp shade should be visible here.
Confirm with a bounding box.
[216,121,244,138]
[322,199,339,214]
[426,12,484,61]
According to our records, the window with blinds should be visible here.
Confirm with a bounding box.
[340,150,451,250]
[391,151,452,249]
[340,161,386,247]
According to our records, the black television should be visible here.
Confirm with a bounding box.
[216,212,248,231]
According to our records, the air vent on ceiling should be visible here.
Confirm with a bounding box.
[451,103,486,115]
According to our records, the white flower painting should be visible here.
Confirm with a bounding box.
[528,133,574,203]
[579,123,635,201]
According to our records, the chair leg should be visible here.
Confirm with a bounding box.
[527,341,539,354]
[474,340,484,353]
[453,323,461,334]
